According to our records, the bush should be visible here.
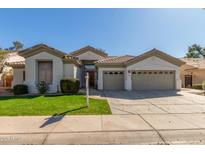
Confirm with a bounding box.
[37,81,48,94]
[60,78,80,93]
[192,84,202,90]
[202,81,205,91]
[13,84,28,95]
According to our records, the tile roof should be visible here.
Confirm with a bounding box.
[181,58,205,69]
[95,55,135,64]
[63,55,82,66]
[4,52,25,67]
[5,52,82,67]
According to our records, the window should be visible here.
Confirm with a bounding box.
[38,61,53,84]
[84,64,95,70]
[23,70,25,81]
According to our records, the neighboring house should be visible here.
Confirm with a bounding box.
[0,51,14,87]
[5,43,185,93]
[180,58,205,88]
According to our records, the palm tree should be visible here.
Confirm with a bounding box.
[13,41,24,51]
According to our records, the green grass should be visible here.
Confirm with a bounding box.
[0,95,111,116]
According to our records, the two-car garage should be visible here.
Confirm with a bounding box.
[102,70,175,90]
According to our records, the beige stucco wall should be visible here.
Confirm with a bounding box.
[63,64,75,78]
[97,56,181,90]
[181,64,205,87]
[25,51,63,93]
[12,68,24,87]
[192,70,205,84]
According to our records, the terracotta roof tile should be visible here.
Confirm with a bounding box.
[95,55,135,64]
[5,52,25,67]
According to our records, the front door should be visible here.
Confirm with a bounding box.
[185,75,192,88]
[88,71,95,87]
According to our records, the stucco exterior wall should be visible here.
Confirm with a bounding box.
[63,64,75,78]
[12,68,24,87]
[76,66,82,87]
[192,70,205,84]
[76,51,105,60]
[180,64,205,86]
[97,67,126,90]
[25,51,63,93]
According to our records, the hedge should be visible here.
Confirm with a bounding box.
[192,84,202,90]
[13,84,28,95]
[60,78,80,93]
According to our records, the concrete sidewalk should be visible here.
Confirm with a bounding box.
[1,115,205,144]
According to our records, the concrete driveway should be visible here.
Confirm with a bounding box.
[104,90,205,144]
[105,90,205,115]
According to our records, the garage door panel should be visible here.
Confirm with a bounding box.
[103,71,124,90]
[132,71,175,90]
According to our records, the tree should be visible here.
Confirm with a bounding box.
[186,44,205,58]
[13,41,24,50]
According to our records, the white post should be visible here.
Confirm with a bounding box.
[85,72,89,107]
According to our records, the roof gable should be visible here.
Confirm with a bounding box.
[125,49,185,66]
[18,44,67,58]
[70,46,108,58]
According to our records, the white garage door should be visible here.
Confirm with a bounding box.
[103,71,124,90]
[132,70,175,90]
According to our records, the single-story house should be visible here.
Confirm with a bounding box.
[180,58,205,87]
[5,43,185,93]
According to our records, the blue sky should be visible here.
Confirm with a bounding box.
[0,8,205,57]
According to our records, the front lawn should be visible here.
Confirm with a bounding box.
[0,95,111,116]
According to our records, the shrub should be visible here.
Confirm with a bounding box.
[60,78,80,93]
[192,84,202,90]
[13,84,28,95]
[37,81,48,94]
[202,81,205,91]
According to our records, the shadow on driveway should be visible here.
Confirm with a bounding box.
[103,90,183,100]
[40,106,87,128]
